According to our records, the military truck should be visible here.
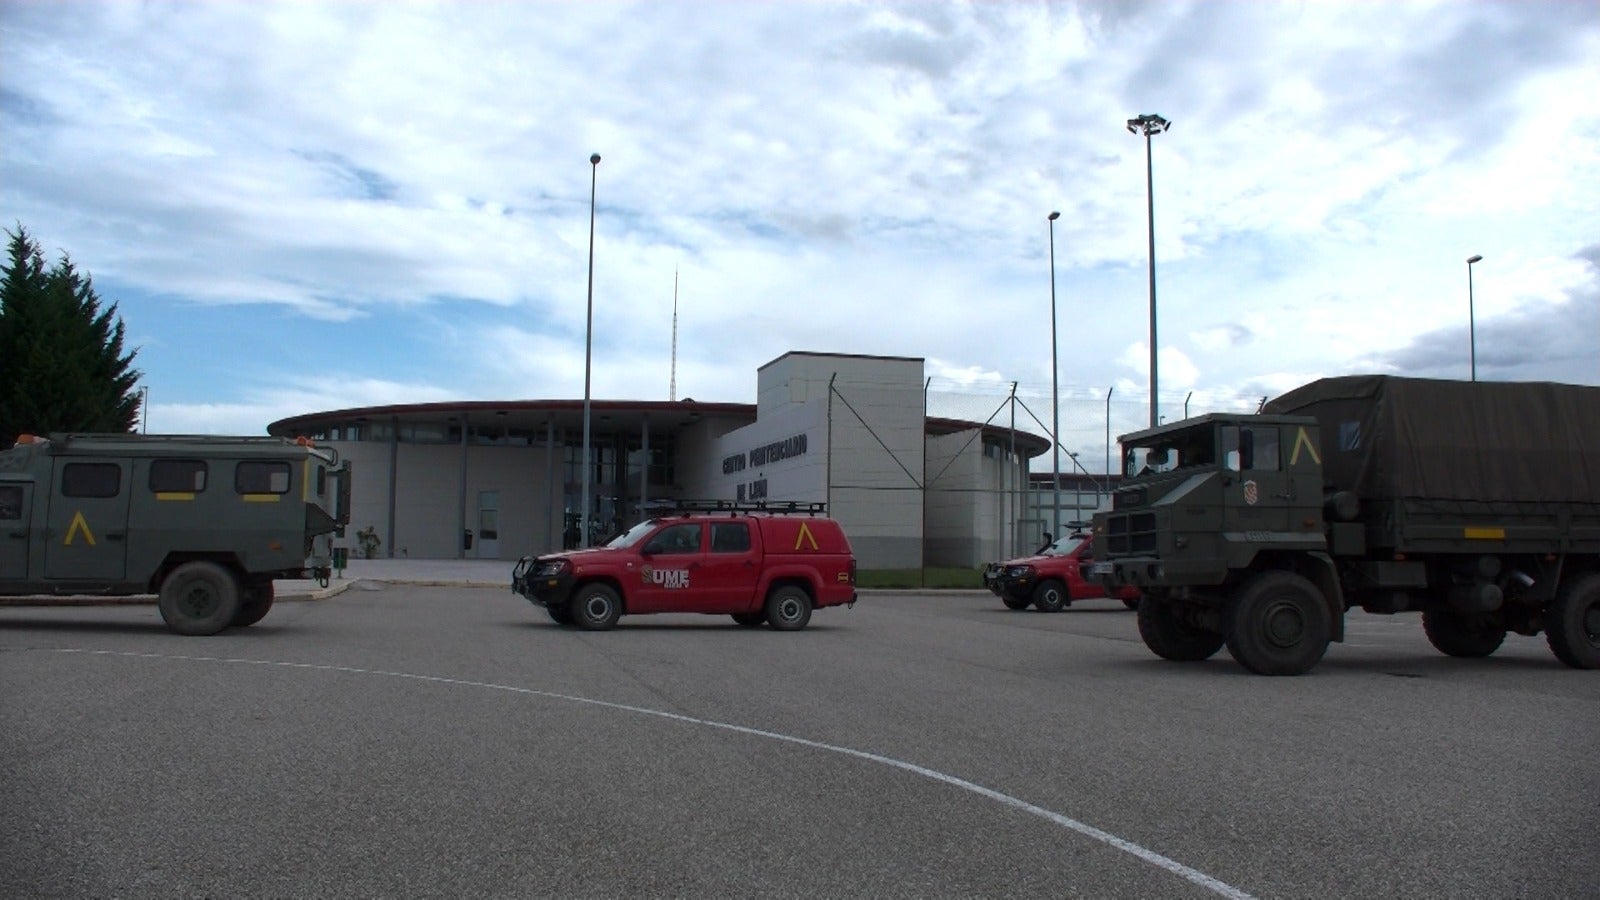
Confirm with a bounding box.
[0,433,350,635]
[1091,375,1600,675]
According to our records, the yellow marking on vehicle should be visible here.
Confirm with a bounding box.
[795,521,819,551]
[1289,426,1322,466]
[64,510,96,546]
[1464,527,1505,540]
[241,494,281,503]
[155,492,195,501]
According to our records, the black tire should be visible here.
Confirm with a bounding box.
[1225,571,1332,676]
[1032,579,1069,612]
[158,561,242,636]
[546,603,574,626]
[1001,595,1031,611]
[570,584,621,631]
[1546,573,1600,670]
[1421,605,1507,658]
[1137,598,1225,661]
[231,582,275,627]
[765,585,812,631]
[731,611,767,627]
[1122,596,1141,610]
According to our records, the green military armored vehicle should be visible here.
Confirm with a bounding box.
[0,433,350,635]
[1091,375,1600,675]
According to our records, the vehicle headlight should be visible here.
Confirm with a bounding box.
[536,560,570,578]
[1006,565,1033,579]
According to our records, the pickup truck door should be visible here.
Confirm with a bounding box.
[44,458,131,581]
[632,522,704,613]
[0,482,30,580]
[698,521,761,612]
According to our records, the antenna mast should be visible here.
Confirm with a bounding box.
[670,269,679,401]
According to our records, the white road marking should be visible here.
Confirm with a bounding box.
[50,648,1255,899]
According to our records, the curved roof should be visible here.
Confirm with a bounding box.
[269,400,1051,457]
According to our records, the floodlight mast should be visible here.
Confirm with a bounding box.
[1126,113,1170,428]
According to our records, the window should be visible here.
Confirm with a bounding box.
[1339,421,1361,452]
[711,522,751,553]
[63,463,121,498]
[151,459,207,493]
[0,485,21,520]
[236,461,291,494]
[646,523,702,554]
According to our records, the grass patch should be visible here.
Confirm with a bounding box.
[856,567,985,590]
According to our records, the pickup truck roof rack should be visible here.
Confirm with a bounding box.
[662,499,829,516]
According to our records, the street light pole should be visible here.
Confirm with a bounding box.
[1467,254,1483,382]
[1127,113,1170,428]
[1104,385,1113,503]
[581,153,601,548]
[1068,451,1080,526]
[1048,211,1061,537]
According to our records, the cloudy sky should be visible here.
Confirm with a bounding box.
[3,0,1597,471]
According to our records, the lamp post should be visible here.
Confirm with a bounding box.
[1467,254,1483,381]
[1068,451,1081,526]
[1127,113,1170,428]
[581,153,600,548]
[1104,385,1113,503]
[1048,210,1062,537]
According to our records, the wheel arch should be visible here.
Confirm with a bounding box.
[151,552,244,594]
[572,574,629,614]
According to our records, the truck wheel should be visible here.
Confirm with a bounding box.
[1032,579,1069,612]
[765,585,813,631]
[1546,573,1600,669]
[1001,596,1031,611]
[231,582,275,627]
[1421,606,1506,658]
[1225,571,1331,676]
[731,611,767,627]
[158,561,242,636]
[1137,598,1225,661]
[546,604,574,626]
[571,584,621,630]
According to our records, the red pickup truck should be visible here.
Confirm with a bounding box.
[984,533,1141,612]
[512,503,856,631]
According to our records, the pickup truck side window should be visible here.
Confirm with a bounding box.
[62,463,121,498]
[710,522,751,553]
[646,523,702,554]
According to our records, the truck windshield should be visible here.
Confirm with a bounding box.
[605,519,659,549]
[1124,431,1215,477]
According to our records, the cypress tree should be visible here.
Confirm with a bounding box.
[0,226,142,447]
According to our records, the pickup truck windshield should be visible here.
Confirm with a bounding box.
[606,519,659,549]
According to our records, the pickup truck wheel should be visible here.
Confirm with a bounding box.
[731,611,767,627]
[765,586,812,631]
[1137,598,1224,661]
[158,561,242,636]
[1122,596,1141,610]
[231,582,275,627]
[571,584,621,630]
[1421,605,1507,658]
[1225,571,1331,676]
[546,603,574,626]
[1001,596,1031,611]
[1031,579,1069,612]
[1546,573,1600,669]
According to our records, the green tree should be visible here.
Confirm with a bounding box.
[0,225,142,447]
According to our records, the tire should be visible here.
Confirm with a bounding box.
[1122,596,1141,610]
[570,584,621,631]
[1001,595,1031,611]
[1421,605,1507,658]
[158,561,242,636]
[546,603,574,626]
[1546,573,1600,670]
[231,582,275,628]
[1031,579,1069,613]
[1137,598,1225,661]
[765,585,813,631]
[731,611,767,627]
[1225,571,1332,676]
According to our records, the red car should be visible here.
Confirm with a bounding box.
[983,533,1141,612]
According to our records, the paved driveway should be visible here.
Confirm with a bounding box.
[3,585,1596,898]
